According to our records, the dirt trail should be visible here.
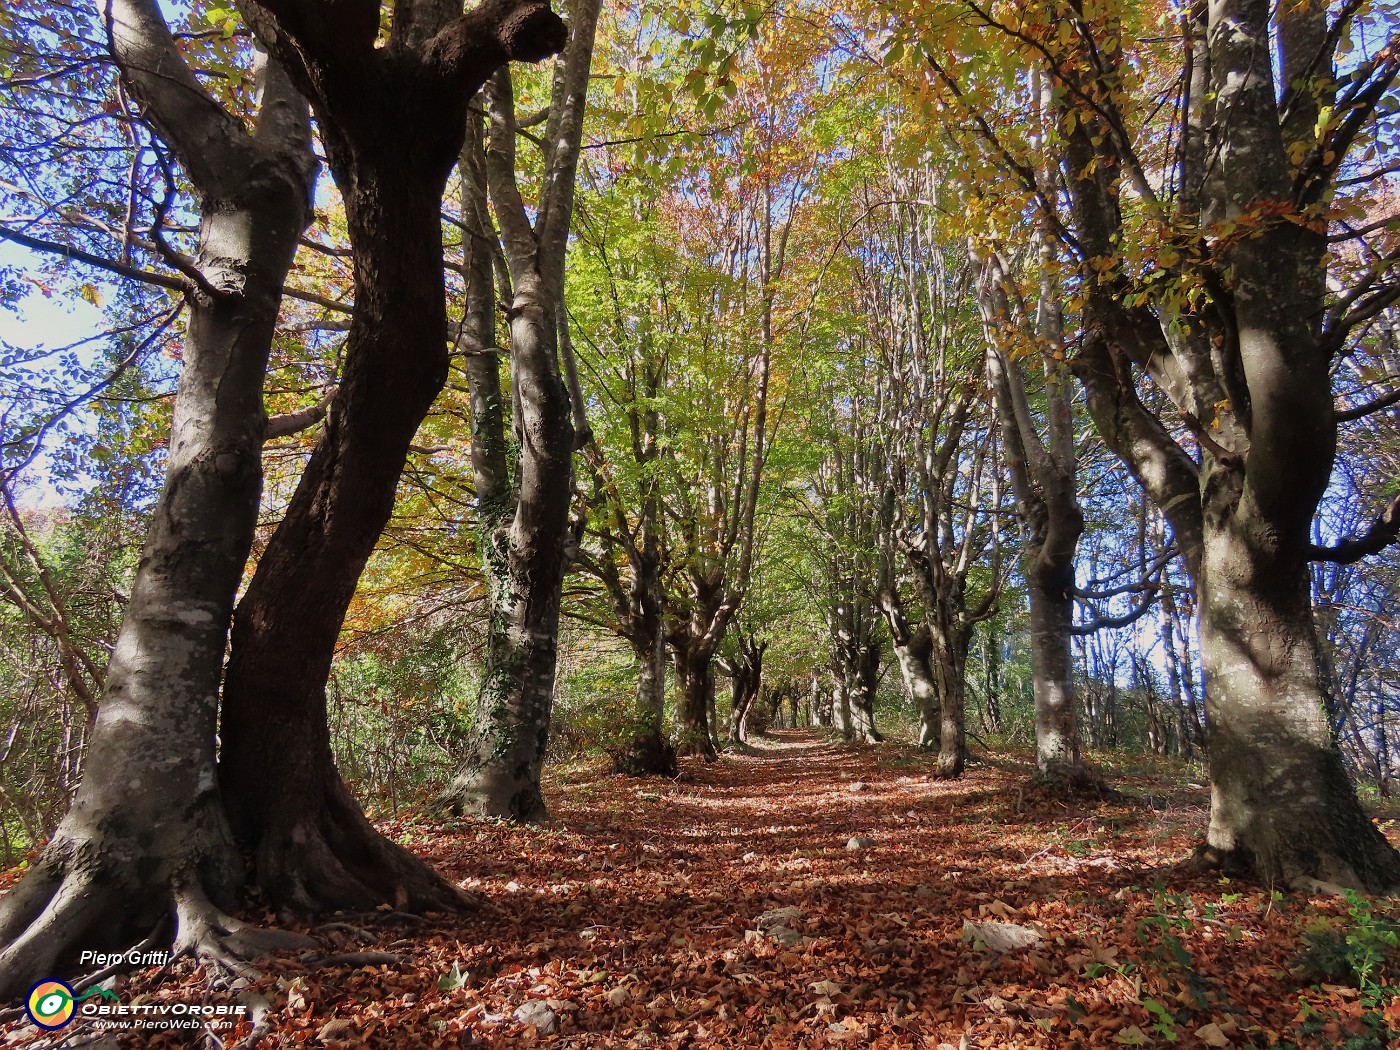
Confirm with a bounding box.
[5,732,1380,1047]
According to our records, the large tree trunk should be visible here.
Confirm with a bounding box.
[1027,559,1085,781]
[221,0,567,897]
[675,643,719,760]
[1196,518,1400,888]
[0,19,319,996]
[613,619,676,775]
[442,281,574,817]
[219,156,469,914]
[889,620,940,751]
[830,669,853,741]
[846,643,883,744]
[931,615,971,778]
[810,674,831,727]
[445,0,597,815]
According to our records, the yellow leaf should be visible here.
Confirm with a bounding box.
[79,282,103,307]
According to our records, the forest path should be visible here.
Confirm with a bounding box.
[41,734,1389,1048]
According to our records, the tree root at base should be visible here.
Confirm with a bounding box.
[248,779,479,918]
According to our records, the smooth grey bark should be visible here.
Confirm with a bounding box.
[628,623,674,768]
[1015,0,1400,885]
[846,639,882,743]
[882,589,940,750]
[220,0,566,909]
[444,0,599,818]
[810,672,832,728]
[975,248,1086,783]
[0,3,318,996]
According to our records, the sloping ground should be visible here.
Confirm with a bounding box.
[7,731,1400,1048]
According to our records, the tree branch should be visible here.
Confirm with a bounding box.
[1311,493,1400,565]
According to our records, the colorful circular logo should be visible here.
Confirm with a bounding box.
[25,979,76,1029]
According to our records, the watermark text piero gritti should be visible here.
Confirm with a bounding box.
[78,948,171,967]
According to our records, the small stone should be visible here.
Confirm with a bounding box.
[848,781,869,792]
[847,836,876,850]
[316,1019,355,1042]
[757,905,807,929]
[768,925,804,947]
[514,1000,559,1034]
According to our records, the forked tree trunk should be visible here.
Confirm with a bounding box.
[0,14,319,996]
[446,0,598,816]
[724,636,765,745]
[976,246,1087,785]
[675,644,719,760]
[220,165,469,913]
[222,0,567,885]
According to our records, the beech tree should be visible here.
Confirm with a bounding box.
[919,0,1400,885]
[218,0,567,909]
[849,178,1004,776]
[974,244,1088,783]
[440,0,601,821]
[571,199,679,776]
[0,0,318,995]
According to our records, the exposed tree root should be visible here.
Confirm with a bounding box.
[1026,765,1118,801]
[249,775,477,918]
[0,843,315,1001]
[1185,840,1400,895]
[171,884,318,980]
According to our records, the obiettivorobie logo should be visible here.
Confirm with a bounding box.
[24,980,118,1030]
[24,975,248,1034]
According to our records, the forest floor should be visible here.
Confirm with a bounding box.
[8,730,1400,1049]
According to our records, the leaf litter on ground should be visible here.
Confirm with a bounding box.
[5,729,1400,1048]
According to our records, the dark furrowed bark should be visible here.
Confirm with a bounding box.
[220,162,470,913]
[675,644,720,761]
[220,0,569,905]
